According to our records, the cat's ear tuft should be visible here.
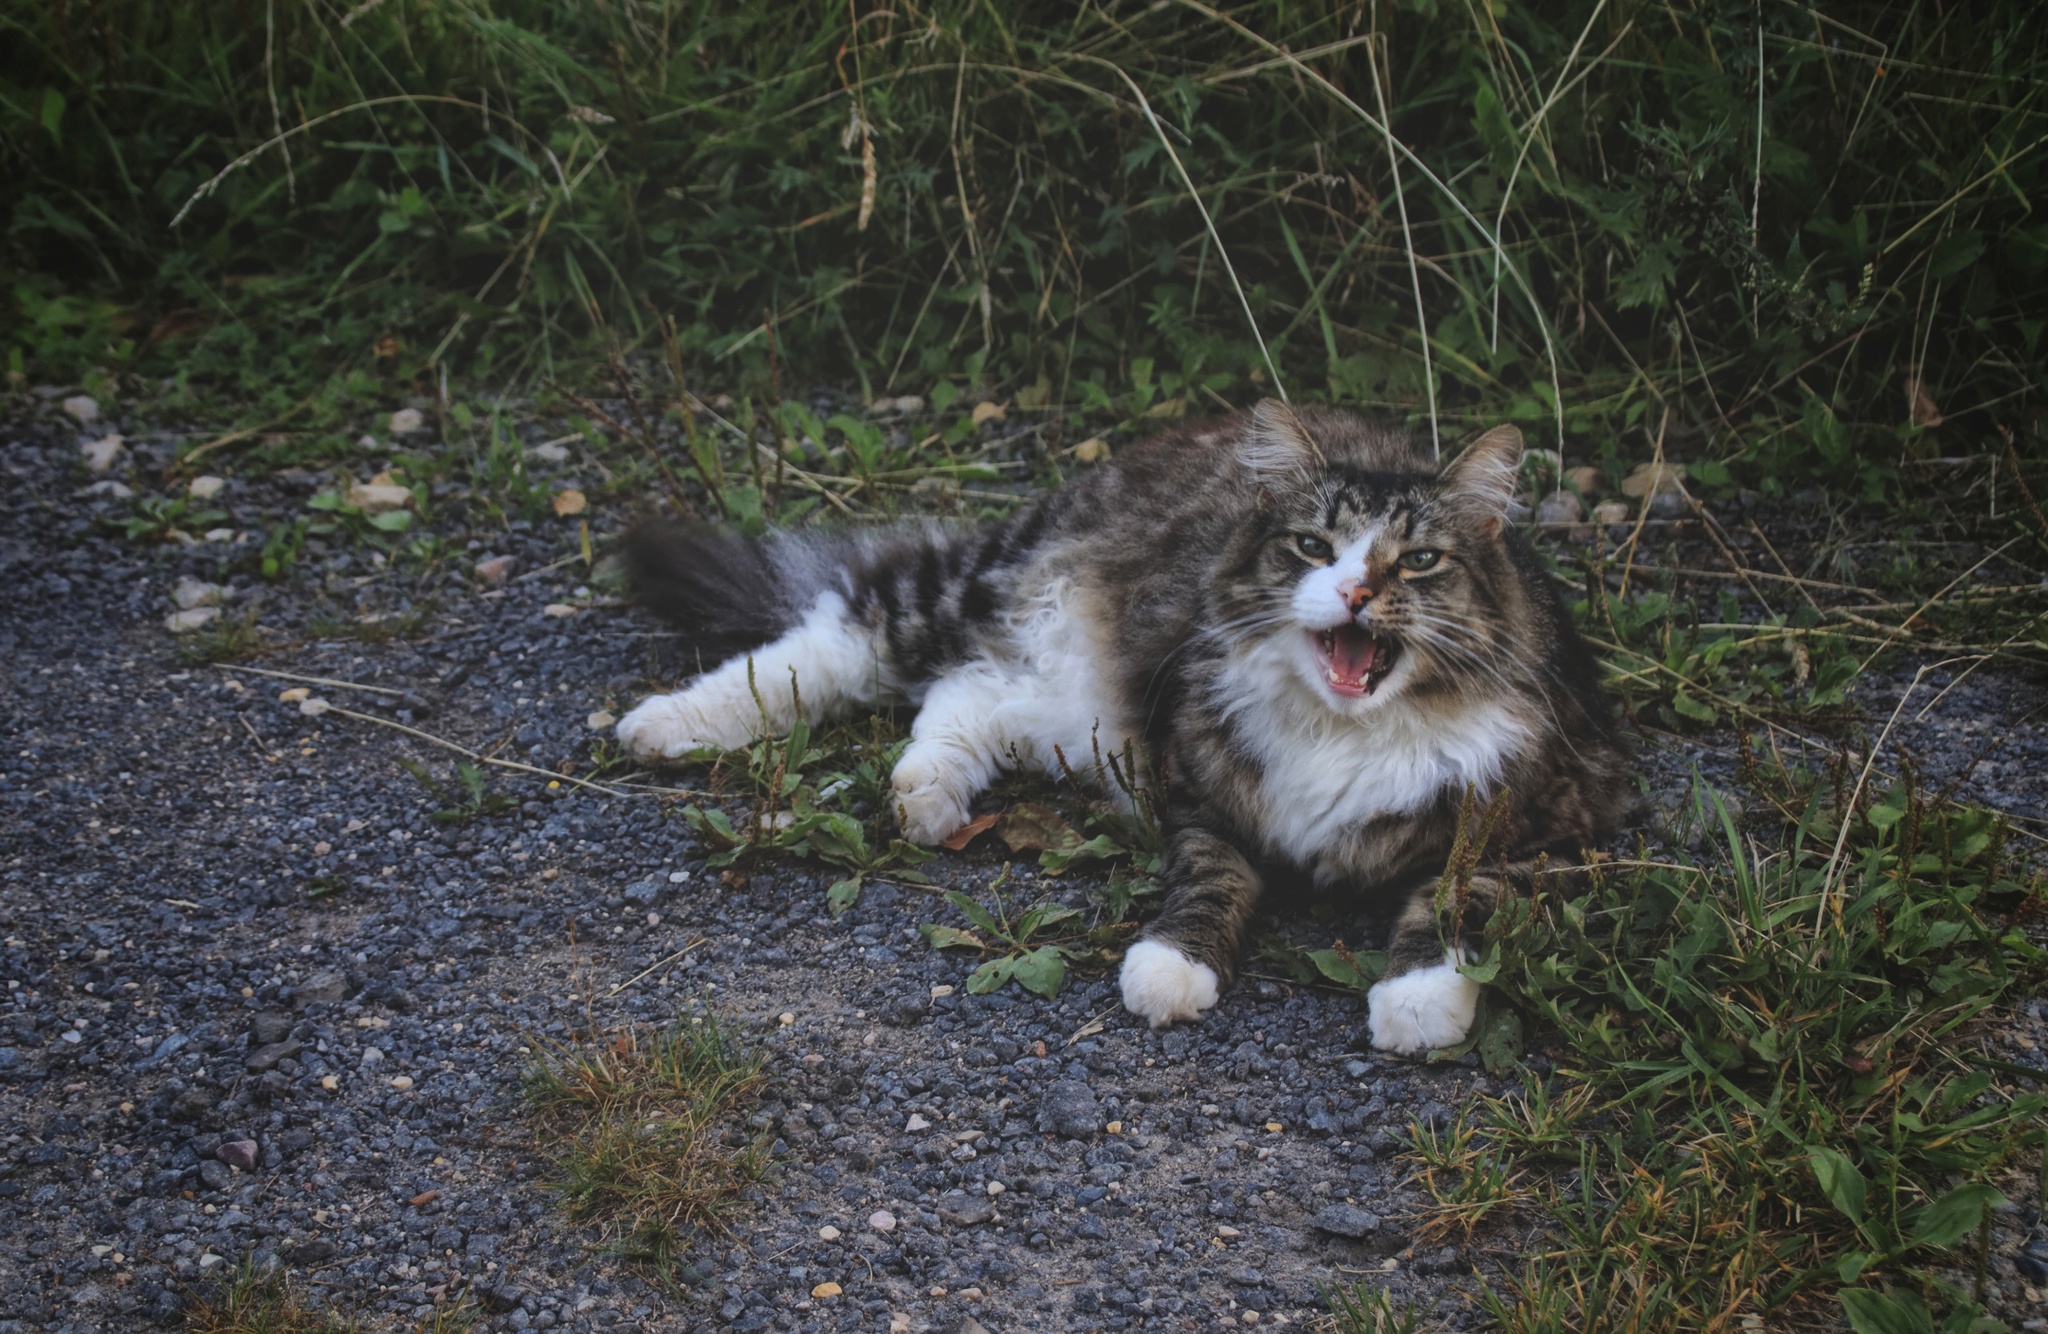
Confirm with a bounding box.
[1239,399,1324,482]
[1442,424,1523,534]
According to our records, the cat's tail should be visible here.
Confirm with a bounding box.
[623,514,1040,684]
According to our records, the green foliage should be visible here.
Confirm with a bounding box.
[1438,768,2045,1332]
[399,757,516,823]
[919,878,1118,1000]
[5,2,2041,495]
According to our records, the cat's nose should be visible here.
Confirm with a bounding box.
[1342,581,1375,613]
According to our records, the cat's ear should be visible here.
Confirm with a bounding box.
[1442,424,1524,535]
[1238,399,1324,483]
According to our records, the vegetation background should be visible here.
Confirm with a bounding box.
[4,0,2044,493]
[8,3,2048,1333]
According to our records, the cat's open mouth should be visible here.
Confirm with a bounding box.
[1311,624,1399,697]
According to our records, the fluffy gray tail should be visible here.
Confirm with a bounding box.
[626,509,1053,684]
[623,523,815,672]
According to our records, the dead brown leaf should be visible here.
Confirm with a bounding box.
[938,812,999,851]
[996,802,1083,854]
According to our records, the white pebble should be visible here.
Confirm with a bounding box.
[868,1210,896,1233]
[62,395,99,424]
[586,710,616,731]
[818,1225,841,1241]
[298,698,331,717]
[985,1181,1005,1196]
[79,436,125,472]
[388,407,426,434]
[905,1114,930,1132]
[173,577,226,610]
[187,475,226,499]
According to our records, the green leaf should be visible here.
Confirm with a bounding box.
[825,876,862,918]
[919,923,983,951]
[1839,1287,1936,1334]
[1040,834,1126,875]
[1475,1001,1524,1076]
[1807,1145,1867,1224]
[1670,690,1718,724]
[368,509,413,532]
[944,890,1005,939]
[39,88,65,144]
[1009,946,1067,998]
[1909,1183,2004,1250]
[966,956,1015,994]
[1308,949,1364,988]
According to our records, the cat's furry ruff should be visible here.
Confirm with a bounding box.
[618,402,1629,1052]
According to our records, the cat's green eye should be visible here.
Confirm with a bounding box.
[1398,549,1443,572]
[1294,534,1333,562]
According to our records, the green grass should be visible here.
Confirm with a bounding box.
[184,1260,483,1334]
[5,2,2044,513]
[1386,767,2047,1333]
[522,1015,769,1278]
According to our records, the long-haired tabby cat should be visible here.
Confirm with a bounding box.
[618,401,1629,1052]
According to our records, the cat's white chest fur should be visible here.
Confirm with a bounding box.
[1220,654,1532,871]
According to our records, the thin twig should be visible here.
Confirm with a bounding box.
[605,938,708,997]
[213,663,408,697]
[317,703,634,800]
[1615,408,1671,603]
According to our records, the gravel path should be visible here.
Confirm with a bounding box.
[4,399,2045,1333]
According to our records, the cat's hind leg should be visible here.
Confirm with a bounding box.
[618,593,889,760]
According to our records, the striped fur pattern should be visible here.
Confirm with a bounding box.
[618,401,1629,1052]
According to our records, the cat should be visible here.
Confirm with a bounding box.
[616,400,1630,1053]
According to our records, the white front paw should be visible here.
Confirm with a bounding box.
[1120,939,1220,1029]
[616,694,736,761]
[893,781,973,846]
[1366,954,1482,1055]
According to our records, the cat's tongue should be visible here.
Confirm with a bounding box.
[1324,623,1384,694]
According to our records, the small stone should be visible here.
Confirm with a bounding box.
[249,1012,293,1045]
[1311,1204,1382,1238]
[197,1252,226,1270]
[62,395,100,424]
[1592,500,1632,525]
[985,1181,1006,1196]
[165,607,220,634]
[906,1114,931,1132]
[187,475,227,499]
[530,441,570,463]
[347,482,413,513]
[1038,1079,1100,1139]
[937,1192,996,1227]
[1073,437,1110,463]
[361,1046,385,1068]
[197,1160,231,1192]
[623,880,662,906]
[475,555,517,585]
[79,435,125,472]
[778,1012,796,1026]
[586,710,616,731]
[818,1225,841,1241]
[298,698,331,717]
[1105,1121,1123,1135]
[320,1075,339,1091]
[296,970,352,1008]
[1264,1121,1284,1134]
[1620,460,1684,498]
[82,479,134,499]
[203,527,236,543]
[542,603,578,618]
[1648,489,1689,519]
[810,1282,842,1300]
[389,1074,414,1090]
[1566,465,1607,494]
[173,577,227,610]
[1535,490,1583,525]
[245,1040,301,1073]
[388,407,426,434]
[552,489,587,516]
[1215,1225,1241,1238]
[217,1140,259,1172]
[868,1210,897,1233]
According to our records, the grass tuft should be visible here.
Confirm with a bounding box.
[182,1263,357,1334]
[523,1015,769,1276]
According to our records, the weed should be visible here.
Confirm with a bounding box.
[1436,770,2046,1332]
[919,877,1118,999]
[182,1261,357,1334]
[1322,1283,1432,1334]
[523,1017,767,1278]
[118,494,229,544]
[176,612,264,665]
[399,758,517,824]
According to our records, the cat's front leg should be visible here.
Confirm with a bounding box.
[1119,825,1262,1028]
[1365,872,1512,1055]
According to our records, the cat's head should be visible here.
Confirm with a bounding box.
[1217,400,1532,717]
